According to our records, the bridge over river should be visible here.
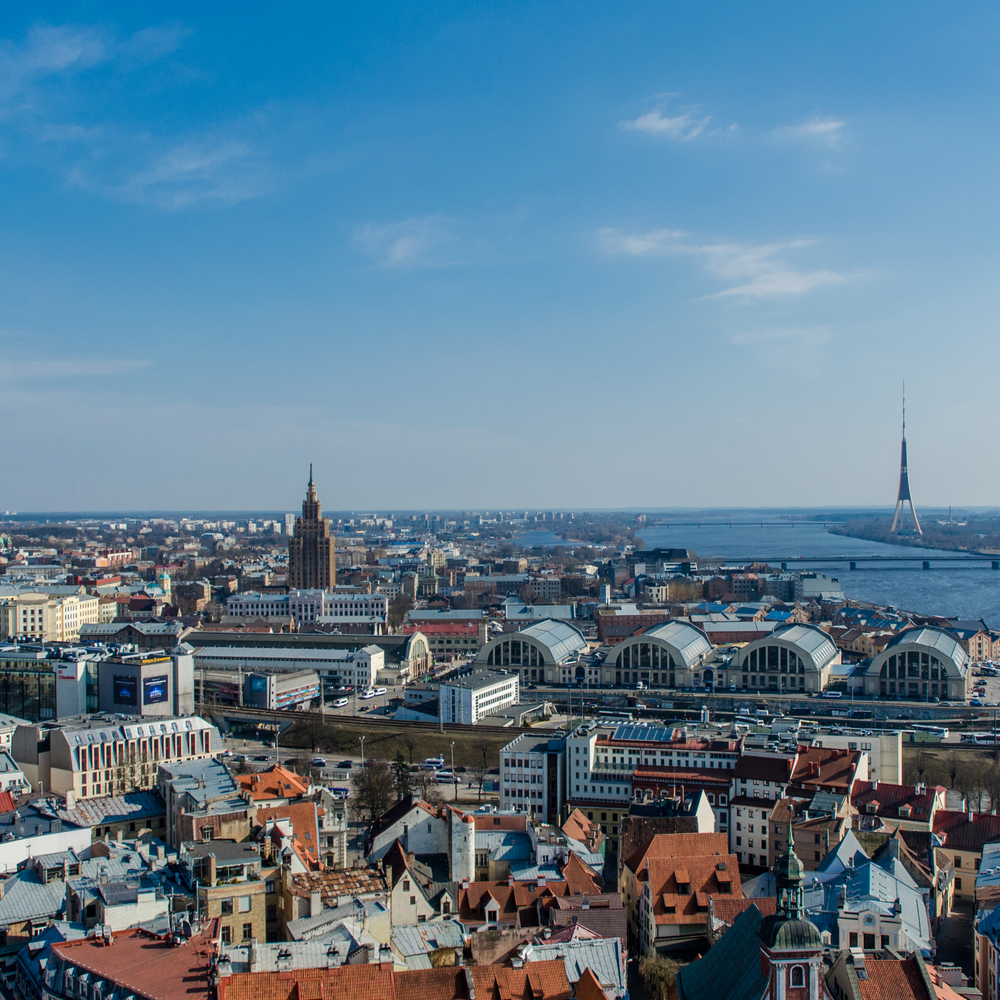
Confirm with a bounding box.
[720,554,1000,570]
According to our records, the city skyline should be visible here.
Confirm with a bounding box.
[3,3,1000,510]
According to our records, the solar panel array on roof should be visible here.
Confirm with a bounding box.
[612,724,674,743]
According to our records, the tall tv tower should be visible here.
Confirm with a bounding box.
[891,382,922,535]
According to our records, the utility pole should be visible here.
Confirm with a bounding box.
[451,741,456,802]
[360,734,366,765]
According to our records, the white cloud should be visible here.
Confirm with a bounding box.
[354,216,461,268]
[117,138,269,209]
[776,116,845,149]
[621,108,712,140]
[598,227,851,300]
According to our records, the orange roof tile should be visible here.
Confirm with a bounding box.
[236,764,310,801]
[790,746,863,791]
[856,958,931,1000]
[710,896,776,925]
[572,968,607,1000]
[622,832,730,876]
[52,924,218,1000]
[644,852,743,925]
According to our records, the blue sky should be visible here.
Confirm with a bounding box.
[2,2,999,511]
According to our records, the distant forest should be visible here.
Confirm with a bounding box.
[831,516,1000,555]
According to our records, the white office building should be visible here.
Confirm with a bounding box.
[225,589,388,627]
[439,670,519,725]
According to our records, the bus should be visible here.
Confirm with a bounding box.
[913,724,949,739]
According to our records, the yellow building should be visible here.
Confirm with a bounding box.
[0,592,100,642]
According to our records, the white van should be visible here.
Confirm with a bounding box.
[361,689,376,699]
[374,687,387,697]
[421,756,445,770]
[333,697,349,708]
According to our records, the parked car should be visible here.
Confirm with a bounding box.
[337,760,353,769]
[311,758,327,768]
[333,698,349,708]
[253,754,271,762]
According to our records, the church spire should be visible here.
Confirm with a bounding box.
[307,463,316,501]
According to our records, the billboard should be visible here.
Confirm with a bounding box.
[143,675,169,705]
[250,676,269,693]
[113,675,138,706]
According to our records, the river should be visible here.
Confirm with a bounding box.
[635,519,1000,626]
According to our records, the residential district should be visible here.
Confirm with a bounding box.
[2,476,1000,999]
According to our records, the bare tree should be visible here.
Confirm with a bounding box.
[638,956,682,1000]
[351,761,396,839]
[403,736,416,765]
[518,584,538,605]
[387,595,413,631]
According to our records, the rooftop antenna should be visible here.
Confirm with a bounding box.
[891,381,922,535]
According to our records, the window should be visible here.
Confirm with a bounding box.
[790,967,804,988]
[221,899,234,915]
[442,900,451,913]
[863,934,875,951]
[221,926,232,944]
[955,856,962,867]
[881,935,890,949]
[403,879,410,891]
[239,897,251,913]
[266,881,275,894]
[849,932,858,948]
[243,923,253,940]
[956,878,963,891]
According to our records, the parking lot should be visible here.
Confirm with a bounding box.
[969,665,1000,707]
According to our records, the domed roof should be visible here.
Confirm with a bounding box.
[774,845,805,882]
[759,915,823,951]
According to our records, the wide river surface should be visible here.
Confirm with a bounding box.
[631,520,1000,626]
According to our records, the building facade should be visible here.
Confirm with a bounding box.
[439,670,519,724]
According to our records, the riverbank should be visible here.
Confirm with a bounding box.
[831,517,1000,558]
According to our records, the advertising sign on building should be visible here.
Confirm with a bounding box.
[143,675,169,704]
[114,675,138,706]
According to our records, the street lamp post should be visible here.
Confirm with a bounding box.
[360,734,366,764]
[450,741,456,802]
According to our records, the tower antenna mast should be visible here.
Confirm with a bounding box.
[891,381,922,535]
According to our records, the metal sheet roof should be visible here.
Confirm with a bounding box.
[633,621,712,667]
[515,620,587,663]
[526,938,624,990]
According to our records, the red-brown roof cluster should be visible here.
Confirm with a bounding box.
[51,924,218,1000]
[256,800,323,869]
[790,746,863,792]
[237,765,310,801]
[474,814,527,832]
[623,832,730,877]
[734,755,793,783]
[458,855,601,926]
[851,781,944,822]
[853,957,932,1000]
[709,896,776,926]
[219,960,571,1000]
[932,810,1000,852]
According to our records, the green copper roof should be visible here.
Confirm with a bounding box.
[759,915,823,951]
[675,906,768,1000]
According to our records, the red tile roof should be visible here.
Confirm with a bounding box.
[645,854,743,925]
[52,924,217,1000]
[573,968,608,1000]
[236,765,310,800]
[852,781,944,823]
[220,960,571,1000]
[856,957,932,1000]
[0,791,18,814]
[709,896,776,925]
[622,832,730,877]
[932,810,1000,852]
[790,746,863,792]
[256,800,323,869]
[474,814,527,832]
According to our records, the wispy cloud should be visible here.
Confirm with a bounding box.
[354,216,462,268]
[598,228,851,300]
[114,138,269,209]
[621,108,712,140]
[775,116,845,149]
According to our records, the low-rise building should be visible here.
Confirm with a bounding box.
[13,715,219,802]
[159,758,255,845]
[439,670,519,725]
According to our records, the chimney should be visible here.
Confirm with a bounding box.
[157,845,165,861]
[310,889,322,917]
[508,875,515,887]
[969,811,976,823]
[461,878,470,890]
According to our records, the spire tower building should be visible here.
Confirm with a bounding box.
[287,465,337,589]
[891,384,922,535]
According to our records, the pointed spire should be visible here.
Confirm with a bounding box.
[306,464,317,502]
